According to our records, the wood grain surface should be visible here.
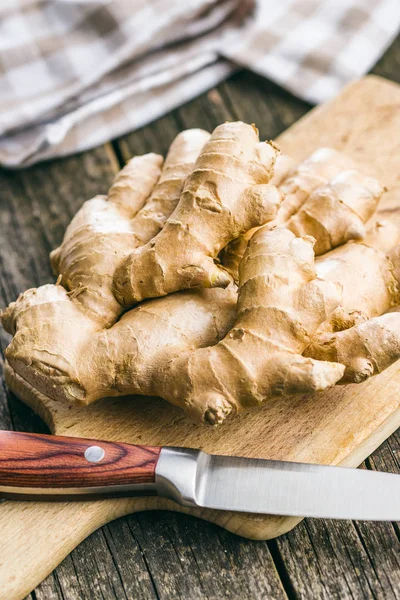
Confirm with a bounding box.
[0,431,160,491]
[1,36,400,600]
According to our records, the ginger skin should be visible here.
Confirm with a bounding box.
[2,284,238,406]
[50,129,209,327]
[285,169,383,255]
[3,123,400,426]
[272,147,358,226]
[2,229,344,425]
[112,122,281,305]
[121,129,211,248]
[304,311,400,384]
[304,228,400,382]
[222,148,358,279]
[157,227,344,424]
[1,122,285,424]
[314,223,400,333]
[222,148,383,281]
[50,153,162,328]
[5,218,400,422]
[220,152,295,280]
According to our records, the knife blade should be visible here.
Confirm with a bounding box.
[0,430,399,521]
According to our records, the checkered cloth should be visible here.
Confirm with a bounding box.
[1,0,399,167]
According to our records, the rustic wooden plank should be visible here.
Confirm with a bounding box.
[0,147,117,434]
[33,511,287,600]
[116,85,234,163]
[368,430,400,475]
[2,34,400,600]
[219,72,310,139]
[355,434,400,598]
[102,519,159,599]
[116,113,182,163]
[0,147,120,435]
[349,36,400,585]
[32,571,66,600]
[51,529,132,600]
[273,516,400,599]
[0,145,127,600]
[126,512,287,600]
[175,87,233,129]
[370,34,400,84]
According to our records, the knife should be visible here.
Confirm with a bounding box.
[0,430,399,520]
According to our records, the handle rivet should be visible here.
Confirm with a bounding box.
[84,446,105,463]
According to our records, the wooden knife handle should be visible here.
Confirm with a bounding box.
[0,430,161,497]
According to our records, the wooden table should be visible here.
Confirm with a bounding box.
[1,35,400,600]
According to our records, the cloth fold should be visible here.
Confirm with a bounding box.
[0,0,399,167]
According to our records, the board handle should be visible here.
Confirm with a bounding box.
[0,430,161,499]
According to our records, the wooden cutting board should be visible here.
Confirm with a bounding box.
[2,75,400,600]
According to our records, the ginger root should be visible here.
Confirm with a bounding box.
[2,283,237,406]
[222,148,383,280]
[2,228,344,424]
[273,147,357,226]
[112,122,281,305]
[154,227,345,424]
[304,311,400,384]
[3,122,400,427]
[50,153,162,327]
[285,169,383,255]
[304,230,400,382]
[50,129,209,327]
[314,229,400,333]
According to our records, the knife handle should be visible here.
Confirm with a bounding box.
[0,430,161,499]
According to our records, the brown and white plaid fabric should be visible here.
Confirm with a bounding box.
[0,0,399,167]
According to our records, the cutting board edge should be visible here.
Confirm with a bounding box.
[276,73,400,148]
